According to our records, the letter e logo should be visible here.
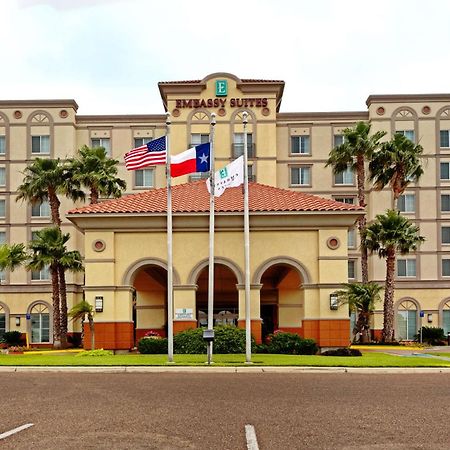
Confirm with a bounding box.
[216,80,227,97]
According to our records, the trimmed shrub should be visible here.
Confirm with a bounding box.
[321,348,362,357]
[255,343,269,354]
[1,331,23,346]
[415,327,447,345]
[138,337,168,354]
[174,328,206,354]
[267,331,318,355]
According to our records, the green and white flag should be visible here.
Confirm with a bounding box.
[206,155,244,197]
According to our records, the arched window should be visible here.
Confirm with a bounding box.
[442,300,450,335]
[0,303,8,338]
[30,303,51,343]
[396,300,418,341]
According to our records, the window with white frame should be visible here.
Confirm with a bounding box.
[334,196,355,205]
[442,226,450,244]
[91,138,111,156]
[0,199,5,218]
[397,259,416,277]
[135,169,154,188]
[334,166,354,185]
[31,265,50,281]
[442,259,450,277]
[440,162,450,180]
[30,303,50,343]
[0,231,5,282]
[190,133,209,146]
[348,228,357,249]
[441,195,450,212]
[290,166,311,186]
[233,133,254,158]
[396,130,415,142]
[291,135,310,154]
[0,167,5,187]
[398,193,415,213]
[31,135,50,154]
[396,300,417,340]
[134,137,152,148]
[442,301,450,335]
[440,130,450,148]
[348,260,356,280]
[0,136,5,155]
[333,134,345,147]
[31,200,50,217]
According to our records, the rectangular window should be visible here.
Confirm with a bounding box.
[442,259,450,277]
[0,167,5,186]
[442,226,450,244]
[440,130,450,148]
[0,199,5,217]
[248,164,255,182]
[134,137,152,148]
[398,194,415,213]
[31,265,50,281]
[91,138,111,156]
[440,162,450,180]
[290,167,311,186]
[348,260,356,279]
[396,130,415,142]
[190,134,210,146]
[442,195,450,212]
[347,228,357,249]
[291,136,310,154]
[334,196,355,205]
[31,201,50,217]
[233,133,254,158]
[135,169,154,188]
[333,134,344,147]
[0,231,6,244]
[397,259,416,277]
[0,136,5,155]
[334,166,354,185]
[31,135,50,154]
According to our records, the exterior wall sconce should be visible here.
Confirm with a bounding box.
[15,316,21,326]
[330,293,339,310]
[427,313,433,323]
[95,296,103,313]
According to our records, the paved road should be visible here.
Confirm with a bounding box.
[0,373,449,449]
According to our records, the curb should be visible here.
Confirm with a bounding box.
[0,366,450,374]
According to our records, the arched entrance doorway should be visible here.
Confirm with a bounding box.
[260,263,304,340]
[132,264,168,343]
[195,264,239,327]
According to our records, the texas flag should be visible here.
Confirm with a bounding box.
[170,142,211,178]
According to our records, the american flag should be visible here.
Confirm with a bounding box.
[124,136,167,170]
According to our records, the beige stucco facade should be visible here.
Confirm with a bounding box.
[1,72,450,347]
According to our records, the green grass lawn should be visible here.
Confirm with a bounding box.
[0,352,450,367]
[427,352,450,358]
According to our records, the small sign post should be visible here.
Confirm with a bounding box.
[419,310,425,343]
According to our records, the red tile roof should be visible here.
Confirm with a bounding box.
[68,182,363,216]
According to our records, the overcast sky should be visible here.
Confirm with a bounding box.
[1,0,449,114]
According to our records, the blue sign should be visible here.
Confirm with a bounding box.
[26,313,31,320]
[419,310,425,318]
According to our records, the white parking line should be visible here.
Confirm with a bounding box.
[0,423,34,440]
[245,424,259,450]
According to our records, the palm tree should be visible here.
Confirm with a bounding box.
[369,133,424,209]
[364,210,425,342]
[69,300,95,350]
[0,243,28,277]
[326,122,386,283]
[336,282,382,343]
[69,146,126,204]
[16,158,85,226]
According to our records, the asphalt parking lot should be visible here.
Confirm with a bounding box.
[0,372,449,449]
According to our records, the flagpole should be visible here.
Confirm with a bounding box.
[166,112,174,363]
[207,112,216,365]
[242,111,252,363]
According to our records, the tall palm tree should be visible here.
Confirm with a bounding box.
[326,122,386,283]
[58,250,84,348]
[16,158,85,226]
[69,300,95,350]
[69,146,126,204]
[364,210,424,342]
[369,133,424,209]
[336,282,382,343]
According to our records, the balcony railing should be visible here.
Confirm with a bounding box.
[232,143,256,159]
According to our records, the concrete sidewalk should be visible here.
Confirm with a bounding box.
[0,365,449,374]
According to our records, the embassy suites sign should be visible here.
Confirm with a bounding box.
[174,97,268,109]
